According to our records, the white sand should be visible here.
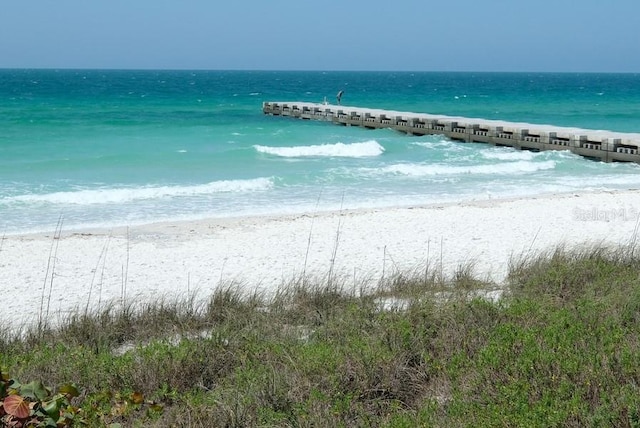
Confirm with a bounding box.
[2,190,639,328]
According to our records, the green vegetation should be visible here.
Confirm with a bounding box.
[2,245,640,427]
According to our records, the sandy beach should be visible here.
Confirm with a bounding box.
[2,189,640,328]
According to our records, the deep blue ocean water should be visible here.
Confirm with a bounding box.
[1,69,640,234]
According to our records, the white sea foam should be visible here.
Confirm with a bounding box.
[480,149,539,161]
[412,140,467,152]
[362,160,556,177]
[7,177,274,205]
[254,140,385,158]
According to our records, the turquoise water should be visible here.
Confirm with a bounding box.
[2,69,640,234]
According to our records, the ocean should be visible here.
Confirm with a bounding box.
[1,69,640,235]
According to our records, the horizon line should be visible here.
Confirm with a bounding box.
[0,67,638,75]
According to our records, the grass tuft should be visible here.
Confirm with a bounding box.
[2,243,640,426]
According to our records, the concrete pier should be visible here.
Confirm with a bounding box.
[262,101,640,163]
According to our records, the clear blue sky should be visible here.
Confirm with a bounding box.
[1,0,639,72]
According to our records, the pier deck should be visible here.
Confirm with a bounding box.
[262,101,640,163]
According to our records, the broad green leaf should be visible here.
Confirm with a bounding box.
[58,383,80,398]
[20,380,50,401]
[42,397,62,418]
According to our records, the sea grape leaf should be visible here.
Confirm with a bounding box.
[7,379,20,390]
[20,380,49,400]
[42,397,62,419]
[58,383,80,398]
[3,394,30,419]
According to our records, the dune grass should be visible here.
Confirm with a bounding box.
[2,245,640,427]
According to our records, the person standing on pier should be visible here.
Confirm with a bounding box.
[336,90,344,105]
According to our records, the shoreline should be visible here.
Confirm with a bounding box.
[2,189,640,328]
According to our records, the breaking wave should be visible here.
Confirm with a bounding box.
[254,140,385,158]
[361,160,556,177]
[6,177,274,205]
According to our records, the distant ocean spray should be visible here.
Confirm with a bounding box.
[1,69,640,234]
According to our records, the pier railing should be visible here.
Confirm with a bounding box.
[263,101,640,163]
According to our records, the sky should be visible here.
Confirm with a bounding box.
[1,0,639,72]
